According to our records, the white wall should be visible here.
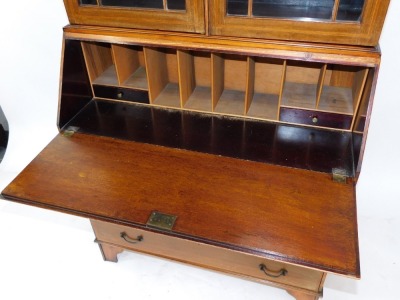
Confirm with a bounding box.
[0,1,399,300]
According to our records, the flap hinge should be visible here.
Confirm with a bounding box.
[332,168,348,183]
[63,126,79,137]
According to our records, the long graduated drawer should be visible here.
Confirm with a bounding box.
[91,219,325,295]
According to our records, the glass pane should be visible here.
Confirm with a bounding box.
[252,0,334,20]
[227,0,248,16]
[101,0,164,9]
[168,0,186,10]
[336,0,365,21]
[80,0,98,4]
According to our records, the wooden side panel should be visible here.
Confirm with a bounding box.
[352,69,369,110]
[211,53,224,110]
[329,67,355,88]
[193,52,211,87]
[254,58,284,95]
[316,64,327,108]
[224,54,247,91]
[177,50,195,107]
[245,57,255,114]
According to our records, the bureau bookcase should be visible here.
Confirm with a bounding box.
[2,1,390,299]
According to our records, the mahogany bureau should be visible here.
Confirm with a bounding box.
[2,1,390,299]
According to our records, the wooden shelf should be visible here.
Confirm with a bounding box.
[122,66,148,90]
[184,86,212,111]
[247,93,279,120]
[214,90,246,115]
[153,83,181,108]
[318,66,369,115]
[92,65,119,86]
[281,82,318,110]
[318,86,353,114]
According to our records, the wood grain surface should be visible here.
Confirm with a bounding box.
[2,132,359,277]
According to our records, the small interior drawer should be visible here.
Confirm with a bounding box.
[280,107,353,130]
[93,85,149,104]
[91,219,324,293]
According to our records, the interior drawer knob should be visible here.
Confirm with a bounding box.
[259,263,287,278]
[120,232,143,244]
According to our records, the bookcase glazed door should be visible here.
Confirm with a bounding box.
[64,0,205,33]
[209,0,390,46]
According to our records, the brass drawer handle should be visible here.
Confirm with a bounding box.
[120,232,143,244]
[259,264,287,278]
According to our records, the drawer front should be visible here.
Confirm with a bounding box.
[91,219,323,292]
[93,85,150,104]
[280,107,352,130]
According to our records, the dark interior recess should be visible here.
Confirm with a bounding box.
[101,0,164,9]
[167,0,186,10]
[62,99,357,176]
[80,0,98,5]
[337,0,365,21]
[59,39,93,129]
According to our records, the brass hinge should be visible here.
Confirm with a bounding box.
[63,126,79,137]
[332,168,348,183]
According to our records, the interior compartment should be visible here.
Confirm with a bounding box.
[318,65,369,115]
[178,50,212,112]
[82,42,118,86]
[246,57,285,121]
[63,99,357,176]
[281,61,325,110]
[112,45,148,90]
[213,53,247,116]
[145,47,180,108]
[78,40,374,133]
